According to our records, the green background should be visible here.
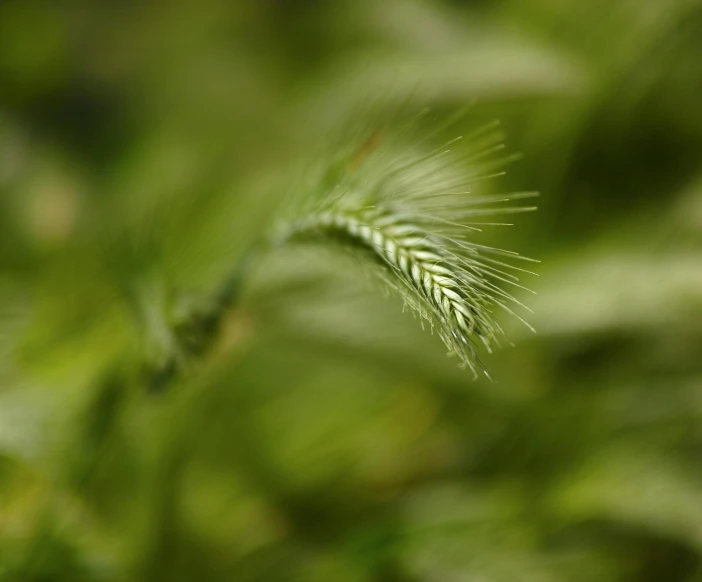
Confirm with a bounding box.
[1,1,702,580]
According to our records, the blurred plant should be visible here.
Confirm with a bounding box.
[2,0,702,581]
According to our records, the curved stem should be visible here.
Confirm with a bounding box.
[147,241,265,392]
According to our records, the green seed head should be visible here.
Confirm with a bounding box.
[272,116,537,379]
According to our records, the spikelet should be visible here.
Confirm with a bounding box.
[272,114,537,378]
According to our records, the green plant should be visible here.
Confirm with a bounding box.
[149,114,537,386]
[7,1,700,579]
[269,119,537,378]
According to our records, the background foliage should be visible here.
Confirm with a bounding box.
[1,1,702,580]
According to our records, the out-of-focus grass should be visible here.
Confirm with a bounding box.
[1,1,702,581]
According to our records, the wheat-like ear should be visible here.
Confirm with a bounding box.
[271,119,537,379]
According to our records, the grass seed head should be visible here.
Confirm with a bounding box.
[272,114,537,378]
